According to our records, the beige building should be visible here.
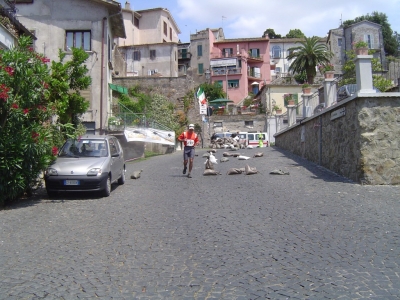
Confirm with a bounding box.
[15,0,126,134]
[115,3,181,78]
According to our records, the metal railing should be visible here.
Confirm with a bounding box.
[108,101,173,132]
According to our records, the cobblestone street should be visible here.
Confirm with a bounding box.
[1,146,399,299]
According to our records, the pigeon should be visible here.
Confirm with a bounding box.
[209,153,218,164]
[131,169,143,179]
[238,155,250,160]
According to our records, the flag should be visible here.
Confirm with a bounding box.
[196,87,207,105]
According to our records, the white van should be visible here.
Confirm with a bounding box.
[246,132,269,147]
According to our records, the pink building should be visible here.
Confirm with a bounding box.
[210,37,271,105]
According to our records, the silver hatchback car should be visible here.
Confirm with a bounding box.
[45,135,125,197]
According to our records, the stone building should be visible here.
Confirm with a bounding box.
[15,0,126,134]
[327,20,386,76]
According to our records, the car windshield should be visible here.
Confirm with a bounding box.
[58,139,108,158]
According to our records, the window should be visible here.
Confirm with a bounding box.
[109,139,118,156]
[170,28,172,41]
[181,49,187,58]
[223,48,233,57]
[163,21,167,36]
[198,63,204,74]
[66,30,91,51]
[364,34,373,48]
[134,17,139,28]
[271,46,281,58]
[197,45,203,57]
[150,50,156,60]
[228,79,239,88]
[216,80,223,87]
[213,122,223,128]
[249,48,260,58]
[245,121,254,127]
[338,38,342,47]
[133,50,141,61]
[275,67,281,73]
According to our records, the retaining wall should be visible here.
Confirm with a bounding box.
[274,94,400,185]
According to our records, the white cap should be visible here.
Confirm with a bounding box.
[188,124,194,129]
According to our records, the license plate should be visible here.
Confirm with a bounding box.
[64,180,80,185]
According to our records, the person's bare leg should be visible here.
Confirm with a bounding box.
[187,158,194,177]
[183,159,188,174]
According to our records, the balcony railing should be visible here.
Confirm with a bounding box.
[212,68,242,76]
[248,71,262,78]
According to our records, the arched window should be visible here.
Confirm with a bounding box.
[271,46,281,59]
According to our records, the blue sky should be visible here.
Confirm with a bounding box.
[116,0,400,43]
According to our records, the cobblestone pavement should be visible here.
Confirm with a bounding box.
[1,146,400,299]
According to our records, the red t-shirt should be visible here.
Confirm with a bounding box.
[178,131,199,147]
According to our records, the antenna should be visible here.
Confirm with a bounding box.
[340,14,342,26]
[222,16,226,29]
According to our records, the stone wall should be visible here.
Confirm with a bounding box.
[113,75,202,127]
[274,95,400,185]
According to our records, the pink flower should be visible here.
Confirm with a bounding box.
[23,108,29,115]
[51,146,58,156]
[4,66,14,76]
[11,103,19,109]
[0,84,10,101]
[31,131,39,142]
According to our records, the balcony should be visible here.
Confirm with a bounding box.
[248,70,262,79]
[247,54,264,62]
[212,68,242,76]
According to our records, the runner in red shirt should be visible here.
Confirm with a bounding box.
[178,124,199,178]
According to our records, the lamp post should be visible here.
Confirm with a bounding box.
[225,65,228,98]
[204,69,211,143]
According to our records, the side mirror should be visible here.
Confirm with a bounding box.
[111,153,120,158]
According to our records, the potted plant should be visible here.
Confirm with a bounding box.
[318,63,335,79]
[353,40,369,55]
[273,105,282,114]
[301,83,312,94]
[284,93,295,106]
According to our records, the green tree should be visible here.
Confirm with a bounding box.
[0,37,93,204]
[343,12,399,56]
[262,28,281,39]
[287,36,333,84]
[341,49,393,91]
[0,37,55,203]
[285,29,305,38]
[200,82,226,101]
[48,48,91,126]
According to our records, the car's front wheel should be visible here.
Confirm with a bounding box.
[46,189,57,198]
[102,176,111,197]
[118,168,125,185]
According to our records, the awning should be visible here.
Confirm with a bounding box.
[109,83,128,94]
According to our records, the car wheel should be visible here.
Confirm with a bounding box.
[102,176,111,197]
[118,168,126,185]
[46,189,57,198]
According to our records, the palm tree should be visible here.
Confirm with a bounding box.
[287,36,333,84]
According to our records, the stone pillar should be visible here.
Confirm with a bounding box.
[302,93,312,118]
[324,78,336,107]
[275,114,281,132]
[355,54,375,93]
[287,105,296,127]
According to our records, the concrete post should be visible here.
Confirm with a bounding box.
[324,78,336,107]
[275,114,280,132]
[302,93,312,118]
[287,105,296,127]
[355,54,375,93]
